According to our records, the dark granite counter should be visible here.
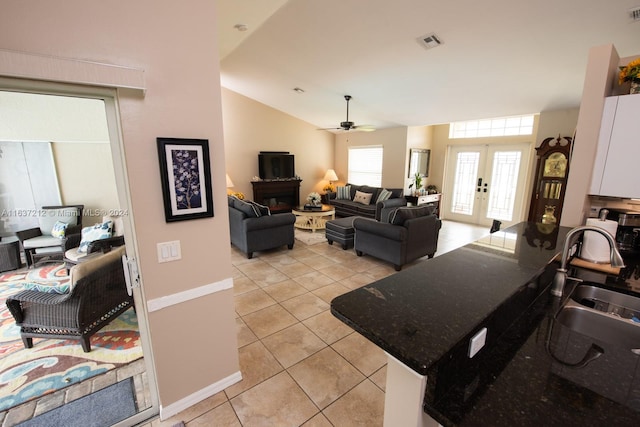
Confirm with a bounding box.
[331,222,640,426]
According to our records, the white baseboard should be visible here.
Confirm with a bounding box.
[159,370,242,420]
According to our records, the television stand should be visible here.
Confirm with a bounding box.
[251,179,301,213]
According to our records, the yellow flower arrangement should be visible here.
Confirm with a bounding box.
[322,183,336,193]
[619,58,640,85]
[227,190,245,199]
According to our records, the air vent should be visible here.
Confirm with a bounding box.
[631,6,640,22]
[418,33,442,50]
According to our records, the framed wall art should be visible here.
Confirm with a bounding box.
[157,137,214,222]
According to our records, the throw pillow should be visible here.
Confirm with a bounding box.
[78,220,114,253]
[336,185,351,200]
[389,206,434,226]
[23,280,71,295]
[353,190,373,205]
[233,198,260,218]
[51,221,68,239]
[247,200,271,216]
[376,188,393,203]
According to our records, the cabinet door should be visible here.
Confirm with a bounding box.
[594,95,640,198]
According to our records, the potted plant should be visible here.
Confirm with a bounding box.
[408,172,422,196]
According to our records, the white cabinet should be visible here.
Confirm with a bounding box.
[590,94,640,198]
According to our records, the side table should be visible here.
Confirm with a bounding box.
[0,237,22,272]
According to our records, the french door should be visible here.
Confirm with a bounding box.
[444,143,531,228]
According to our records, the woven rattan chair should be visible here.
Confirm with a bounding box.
[6,246,133,352]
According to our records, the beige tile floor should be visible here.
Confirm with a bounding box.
[143,219,487,427]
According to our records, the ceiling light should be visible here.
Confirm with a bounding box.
[234,24,248,32]
[630,6,640,22]
[293,87,305,93]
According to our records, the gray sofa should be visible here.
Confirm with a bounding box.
[327,184,404,219]
[354,205,441,271]
[228,196,295,259]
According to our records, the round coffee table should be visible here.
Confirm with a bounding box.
[292,205,335,233]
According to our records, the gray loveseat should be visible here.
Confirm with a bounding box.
[354,205,441,271]
[327,184,404,219]
[228,196,295,259]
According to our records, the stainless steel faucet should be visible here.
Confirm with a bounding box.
[551,225,625,297]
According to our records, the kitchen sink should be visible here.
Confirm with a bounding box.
[555,284,640,351]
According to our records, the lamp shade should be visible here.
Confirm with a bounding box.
[323,169,338,182]
[226,174,234,188]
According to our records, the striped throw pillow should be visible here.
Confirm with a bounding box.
[336,185,351,200]
[376,188,393,203]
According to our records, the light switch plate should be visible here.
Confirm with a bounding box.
[468,327,487,358]
[157,240,181,263]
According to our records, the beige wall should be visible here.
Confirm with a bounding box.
[221,88,335,199]
[562,44,621,226]
[0,92,118,226]
[1,0,239,416]
[52,142,119,225]
[334,127,409,190]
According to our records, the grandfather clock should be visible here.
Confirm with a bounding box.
[527,135,572,225]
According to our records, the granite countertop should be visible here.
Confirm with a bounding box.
[331,222,640,426]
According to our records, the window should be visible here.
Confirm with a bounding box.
[347,146,383,186]
[449,115,534,139]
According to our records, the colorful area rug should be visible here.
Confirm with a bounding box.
[0,264,142,412]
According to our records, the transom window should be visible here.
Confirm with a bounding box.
[449,115,534,139]
[347,145,383,186]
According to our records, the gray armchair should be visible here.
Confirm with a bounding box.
[15,205,84,267]
[228,196,295,259]
[354,205,441,271]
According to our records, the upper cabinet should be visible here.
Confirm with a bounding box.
[590,94,640,198]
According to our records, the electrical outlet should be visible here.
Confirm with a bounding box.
[468,327,487,358]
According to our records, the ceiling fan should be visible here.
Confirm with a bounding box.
[319,95,375,132]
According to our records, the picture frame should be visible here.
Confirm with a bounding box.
[157,137,214,222]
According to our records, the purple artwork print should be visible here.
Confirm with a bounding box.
[172,149,202,210]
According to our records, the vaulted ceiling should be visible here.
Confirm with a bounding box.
[218,0,640,132]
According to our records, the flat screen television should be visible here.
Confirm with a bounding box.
[258,152,295,179]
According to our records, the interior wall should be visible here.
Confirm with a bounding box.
[51,142,119,226]
[221,88,335,199]
[334,127,408,189]
[0,92,118,226]
[1,0,239,414]
[562,44,620,226]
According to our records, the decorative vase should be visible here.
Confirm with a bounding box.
[631,82,640,95]
[541,205,557,224]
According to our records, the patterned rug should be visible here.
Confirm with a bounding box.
[0,264,143,412]
[294,229,328,246]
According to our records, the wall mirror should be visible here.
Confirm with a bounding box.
[408,148,430,178]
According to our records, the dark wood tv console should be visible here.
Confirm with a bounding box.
[251,179,301,213]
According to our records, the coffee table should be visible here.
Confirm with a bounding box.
[292,205,335,233]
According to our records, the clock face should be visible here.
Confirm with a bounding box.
[543,152,567,178]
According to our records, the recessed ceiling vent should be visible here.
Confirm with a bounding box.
[630,6,640,22]
[418,33,442,50]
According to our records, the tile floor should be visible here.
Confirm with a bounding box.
[142,220,487,427]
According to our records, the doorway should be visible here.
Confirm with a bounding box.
[0,81,158,425]
[443,143,532,228]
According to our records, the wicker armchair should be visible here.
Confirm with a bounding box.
[6,246,133,352]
